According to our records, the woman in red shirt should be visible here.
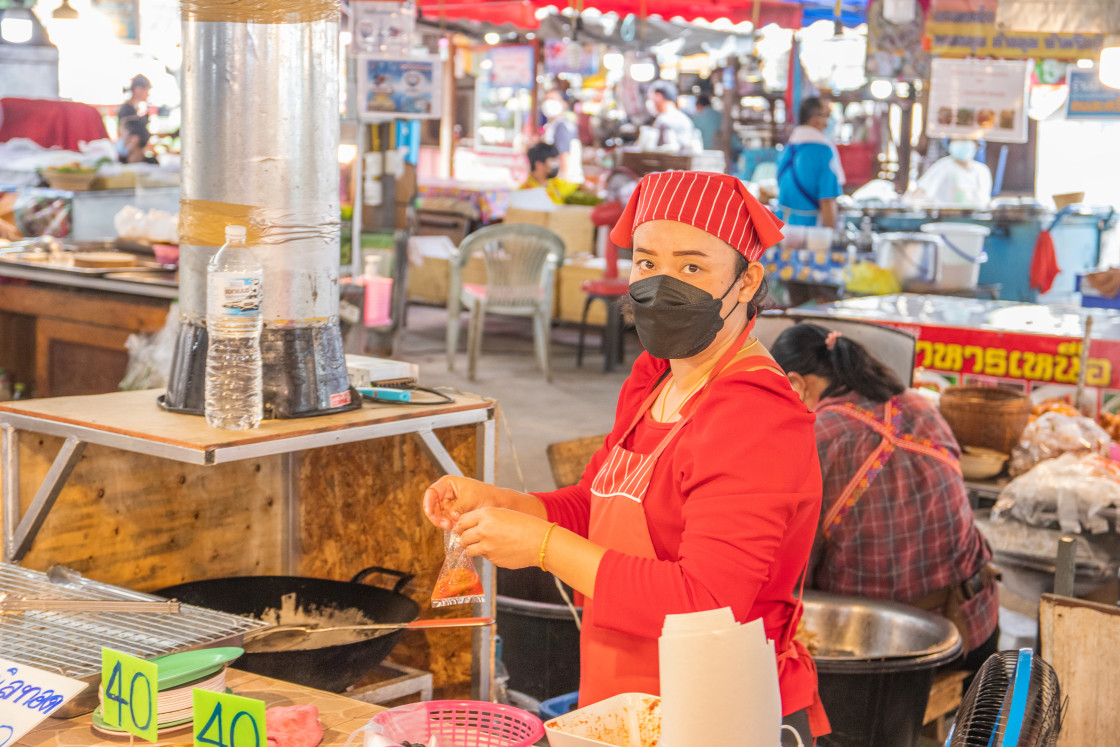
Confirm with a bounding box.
[424,172,829,743]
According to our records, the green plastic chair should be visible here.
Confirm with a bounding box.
[446,223,566,381]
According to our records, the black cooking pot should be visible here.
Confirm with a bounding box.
[156,565,420,692]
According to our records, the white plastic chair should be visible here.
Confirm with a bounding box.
[446,223,566,381]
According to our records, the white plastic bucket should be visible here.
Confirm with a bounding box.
[920,222,989,289]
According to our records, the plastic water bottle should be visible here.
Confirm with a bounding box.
[205,224,263,430]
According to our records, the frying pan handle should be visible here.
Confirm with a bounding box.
[349,565,415,595]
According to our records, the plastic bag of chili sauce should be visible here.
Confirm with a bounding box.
[431,530,485,607]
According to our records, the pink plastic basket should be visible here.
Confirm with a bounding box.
[368,700,544,746]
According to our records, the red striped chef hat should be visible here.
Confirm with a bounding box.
[609,171,784,261]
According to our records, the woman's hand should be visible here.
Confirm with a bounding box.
[423,476,501,531]
[456,508,550,570]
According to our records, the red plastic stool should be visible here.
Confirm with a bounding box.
[577,200,631,372]
[577,278,629,372]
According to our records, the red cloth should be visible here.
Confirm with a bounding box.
[1030,229,1060,293]
[265,705,322,747]
[0,98,109,152]
[535,351,824,721]
[812,390,998,652]
[609,171,784,261]
[415,0,803,28]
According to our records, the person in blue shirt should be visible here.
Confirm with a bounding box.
[776,97,846,228]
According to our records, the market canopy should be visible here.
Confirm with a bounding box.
[414,0,871,30]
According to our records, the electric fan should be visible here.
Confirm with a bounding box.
[946,648,1063,747]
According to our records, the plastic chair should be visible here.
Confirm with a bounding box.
[447,223,566,381]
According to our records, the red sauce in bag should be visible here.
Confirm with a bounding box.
[432,567,484,600]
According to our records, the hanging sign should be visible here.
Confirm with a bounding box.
[1066,68,1120,119]
[926,0,1103,60]
[350,0,416,57]
[101,649,158,742]
[544,40,599,77]
[487,45,536,90]
[927,58,1030,143]
[192,690,266,747]
[0,658,89,746]
[358,56,442,119]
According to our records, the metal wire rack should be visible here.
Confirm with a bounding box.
[0,563,268,679]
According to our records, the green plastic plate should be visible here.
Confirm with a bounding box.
[149,647,244,690]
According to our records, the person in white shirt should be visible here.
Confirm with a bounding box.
[912,140,993,207]
[646,80,698,152]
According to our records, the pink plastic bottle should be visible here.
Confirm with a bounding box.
[363,254,393,327]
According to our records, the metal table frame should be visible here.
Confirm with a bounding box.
[1,395,498,700]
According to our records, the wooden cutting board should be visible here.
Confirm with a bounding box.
[72,251,137,268]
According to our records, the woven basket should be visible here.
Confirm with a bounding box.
[939,385,1031,455]
[42,170,98,191]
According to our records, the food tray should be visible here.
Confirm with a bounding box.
[103,270,179,287]
[0,251,175,275]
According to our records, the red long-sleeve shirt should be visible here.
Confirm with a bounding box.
[535,350,823,716]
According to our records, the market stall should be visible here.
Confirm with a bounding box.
[1,388,497,700]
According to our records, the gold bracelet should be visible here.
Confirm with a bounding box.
[539,522,559,572]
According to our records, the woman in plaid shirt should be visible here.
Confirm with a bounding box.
[771,322,999,672]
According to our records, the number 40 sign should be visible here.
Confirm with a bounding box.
[193,690,266,747]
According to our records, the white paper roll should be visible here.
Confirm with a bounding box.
[659,608,782,747]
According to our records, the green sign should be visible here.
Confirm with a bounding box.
[193,690,266,747]
[101,649,159,742]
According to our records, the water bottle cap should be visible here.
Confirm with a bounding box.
[225,225,247,241]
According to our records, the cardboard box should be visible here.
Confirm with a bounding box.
[503,204,596,260]
[406,254,486,306]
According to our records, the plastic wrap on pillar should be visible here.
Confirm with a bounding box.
[165,0,361,418]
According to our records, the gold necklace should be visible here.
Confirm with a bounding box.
[657,373,709,422]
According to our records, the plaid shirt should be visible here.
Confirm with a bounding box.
[812,390,998,651]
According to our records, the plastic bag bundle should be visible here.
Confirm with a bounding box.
[993,453,1120,534]
[430,531,484,608]
[1009,411,1111,476]
[843,260,902,296]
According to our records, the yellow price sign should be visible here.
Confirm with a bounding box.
[192,690,266,747]
[101,648,159,742]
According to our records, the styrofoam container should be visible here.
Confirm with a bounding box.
[920,222,989,289]
[544,692,661,747]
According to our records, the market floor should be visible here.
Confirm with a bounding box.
[392,303,635,492]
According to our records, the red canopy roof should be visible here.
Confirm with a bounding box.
[415,0,803,30]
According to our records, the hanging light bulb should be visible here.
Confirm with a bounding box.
[1101,34,1120,90]
[52,0,79,21]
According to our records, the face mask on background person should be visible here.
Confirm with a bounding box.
[541,99,565,119]
[628,274,742,360]
[948,140,978,162]
[547,165,560,179]
[645,98,660,118]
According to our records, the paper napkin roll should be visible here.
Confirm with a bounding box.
[658,607,782,747]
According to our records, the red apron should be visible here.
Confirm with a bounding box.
[816,398,961,540]
[579,324,826,735]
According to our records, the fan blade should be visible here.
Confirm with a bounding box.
[997,648,1035,747]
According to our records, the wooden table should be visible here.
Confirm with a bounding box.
[17,669,384,747]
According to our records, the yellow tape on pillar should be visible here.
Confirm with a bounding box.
[179,198,266,247]
[181,0,338,25]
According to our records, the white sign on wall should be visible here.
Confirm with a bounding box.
[927,58,1031,143]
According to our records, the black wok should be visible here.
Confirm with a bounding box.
[156,565,419,692]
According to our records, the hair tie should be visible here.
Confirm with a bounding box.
[825,330,842,350]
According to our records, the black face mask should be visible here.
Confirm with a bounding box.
[547,166,560,179]
[629,274,741,360]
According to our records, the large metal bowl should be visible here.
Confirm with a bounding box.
[802,591,962,674]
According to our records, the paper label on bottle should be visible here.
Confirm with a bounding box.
[329,390,352,407]
[208,273,262,318]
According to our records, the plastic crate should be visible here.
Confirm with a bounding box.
[539,691,579,721]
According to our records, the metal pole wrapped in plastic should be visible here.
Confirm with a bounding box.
[164,0,359,418]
